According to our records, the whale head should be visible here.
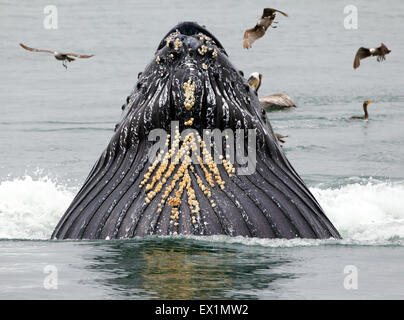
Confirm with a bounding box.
[52,22,341,240]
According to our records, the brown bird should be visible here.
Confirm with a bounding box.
[243,8,288,49]
[247,72,263,91]
[350,100,375,120]
[19,43,94,69]
[260,94,296,111]
[353,43,391,69]
[260,107,289,145]
[248,72,296,111]
[275,133,288,144]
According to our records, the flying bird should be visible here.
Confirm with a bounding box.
[248,72,296,111]
[353,43,391,69]
[19,43,94,69]
[350,100,375,120]
[243,8,288,49]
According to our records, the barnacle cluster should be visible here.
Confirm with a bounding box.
[174,38,183,51]
[198,45,208,55]
[139,124,234,234]
[183,78,196,110]
[184,118,194,126]
[198,33,212,43]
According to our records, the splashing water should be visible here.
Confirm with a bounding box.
[312,181,404,242]
[0,175,403,244]
[0,176,73,239]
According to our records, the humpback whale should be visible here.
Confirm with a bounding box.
[52,22,341,240]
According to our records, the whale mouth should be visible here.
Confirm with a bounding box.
[157,21,226,53]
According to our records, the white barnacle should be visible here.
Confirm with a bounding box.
[198,45,208,55]
[174,38,183,51]
[183,78,196,110]
[184,117,194,126]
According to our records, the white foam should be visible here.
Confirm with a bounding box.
[0,176,74,240]
[0,175,403,245]
[312,181,404,243]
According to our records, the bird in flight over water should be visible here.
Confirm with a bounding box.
[19,43,94,69]
[243,8,288,49]
[353,43,391,69]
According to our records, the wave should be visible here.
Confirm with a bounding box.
[0,176,403,245]
[312,181,404,243]
[0,176,73,240]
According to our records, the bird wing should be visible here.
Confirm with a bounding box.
[257,17,273,30]
[19,43,54,54]
[353,47,371,69]
[275,133,286,144]
[379,43,390,55]
[65,52,94,58]
[273,94,296,107]
[260,94,296,109]
[262,8,288,18]
[243,27,263,49]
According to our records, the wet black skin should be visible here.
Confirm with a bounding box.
[52,22,341,240]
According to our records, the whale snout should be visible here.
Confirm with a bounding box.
[157,21,225,53]
[171,21,208,36]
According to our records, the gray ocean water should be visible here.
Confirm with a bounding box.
[1,0,404,299]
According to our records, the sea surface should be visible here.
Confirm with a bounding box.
[1,0,404,299]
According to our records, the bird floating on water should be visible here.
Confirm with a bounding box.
[19,43,94,69]
[260,93,296,111]
[248,72,296,111]
[353,43,391,69]
[350,100,375,120]
[243,8,288,49]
